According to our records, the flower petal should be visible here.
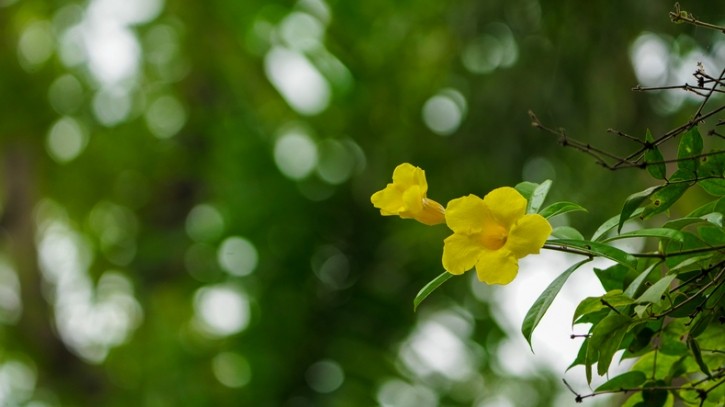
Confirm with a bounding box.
[442,233,483,275]
[414,198,446,225]
[475,249,519,285]
[482,187,527,229]
[392,163,428,194]
[445,194,494,234]
[371,183,404,215]
[402,185,425,214]
[506,214,552,258]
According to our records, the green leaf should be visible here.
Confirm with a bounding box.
[551,226,584,240]
[594,263,631,291]
[635,274,676,304]
[572,297,603,325]
[662,217,709,230]
[592,207,645,241]
[700,178,725,196]
[587,314,631,376]
[659,319,688,356]
[642,379,669,407]
[521,259,590,349]
[644,129,667,180]
[624,262,660,298]
[572,291,634,325]
[705,278,725,308]
[686,335,711,378]
[538,201,587,219]
[528,179,552,214]
[641,182,689,219]
[677,127,703,173]
[627,326,656,355]
[619,185,662,232]
[514,181,538,204]
[698,225,725,245]
[548,239,637,270]
[698,150,725,196]
[601,228,685,243]
[631,350,681,380]
[595,370,647,392]
[413,271,453,311]
[687,200,717,217]
[699,179,725,196]
[689,312,713,338]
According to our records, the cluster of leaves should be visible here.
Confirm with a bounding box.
[415,4,725,406]
[519,6,725,406]
[520,170,724,406]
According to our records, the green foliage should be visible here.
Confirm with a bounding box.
[595,371,647,392]
[528,180,553,214]
[644,129,667,180]
[516,7,725,405]
[521,259,591,349]
[539,201,588,219]
[413,271,453,311]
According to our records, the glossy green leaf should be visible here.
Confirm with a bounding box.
[547,239,637,269]
[644,129,666,180]
[538,201,587,219]
[522,259,590,349]
[662,217,709,230]
[572,291,634,325]
[592,207,645,241]
[573,297,603,325]
[697,150,725,196]
[687,200,717,217]
[413,271,453,311]
[551,226,585,240]
[642,380,669,407]
[515,181,538,206]
[677,127,703,173]
[621,391,674,407]
[631,350,681,381]
[641,182,690,219]
[689,312,713,338]
[528,179,552,214]
[618,185,662,232]
[594,263,631,291]
[658,319,689,356]
[595,370,647,392]
[669,254,713,272]
[702,212,723,227]
[662,231,718,270]
[627,326,656,355]
[705,279,725,308]
[624,262,660,298]
[686,335,711,378]
[700,178,725,196]
[635,274,676,304]
[698,225,725,245]
[601,228,685,243]
[587,314,631,377]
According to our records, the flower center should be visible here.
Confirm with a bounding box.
[480,223,508,250]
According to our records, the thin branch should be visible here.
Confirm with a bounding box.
[652,266,725,318]
[632,83,719,97]
[542,242,725,260]
[669,3,725,33]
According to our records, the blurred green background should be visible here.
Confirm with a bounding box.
[0,0,723,405]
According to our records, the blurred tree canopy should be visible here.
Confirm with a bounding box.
[0,0,723,405]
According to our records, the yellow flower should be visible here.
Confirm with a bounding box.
[371,163,446,225]
[442,187,552,285]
